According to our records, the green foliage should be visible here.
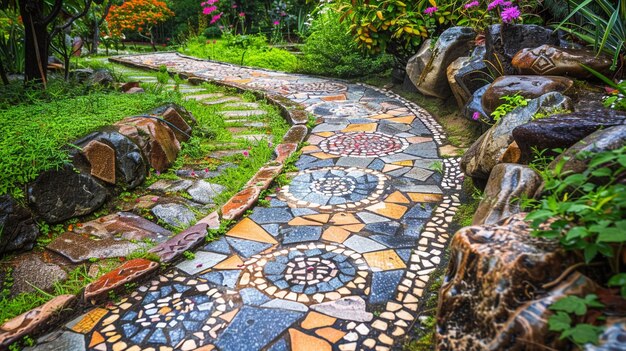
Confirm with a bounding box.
[0,89,172,198]
[526,146,626,272]
[555,0,625,71]
[532,108,571,120]
[156,65,170,84]
[183,251,196,260]
[548,294,605,346]
[300,8,393,78]
[490,93,530,122]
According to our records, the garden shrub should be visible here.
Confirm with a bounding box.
[300,8,393,78]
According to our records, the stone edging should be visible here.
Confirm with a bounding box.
[0,62,308,349]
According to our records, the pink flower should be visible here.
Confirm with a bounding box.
[464,1,480,9]
[202,5,217,14]
[472,112,480,121]
[204,168,209,173]
[151,196,159,202]
[487,0,511,11]
[155,170,161,176]
[501,6,521,23]
[280,11,287,17]
[238,12,245,17]
[273,20,280,26]
[191,171,197,177]
[210,13,222,24]
[242,150,249,157]
[232,4,237,8]
[423,6,438,15]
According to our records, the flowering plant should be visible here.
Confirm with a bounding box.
[106,0,174,50]
[201,0,245,35]
[456,0,536,31]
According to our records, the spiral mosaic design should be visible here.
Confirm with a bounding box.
[239,244,369,303]
[319,132,409,157]
[279,167,388,211]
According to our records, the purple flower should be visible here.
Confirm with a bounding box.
[501,6,521,23]
[487,0,511,11]
[423,6,438,15]
[464,1,480,9]
[273,20,280,26]
[242,150,250,157]
[472,112,481,121]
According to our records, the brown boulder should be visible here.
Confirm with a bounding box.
[436,214,589,351]
[115,117,181,172]
[481,75,573,115]
[512,45,613,78]
[162,107,192,143]
[473,164,542,225]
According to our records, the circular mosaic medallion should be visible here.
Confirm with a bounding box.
[306,102,379,118]
[319,132,409,158]
[285,81,348,93]
[279,167,388,211]
[91,272,232,349]
[239,243,369,303]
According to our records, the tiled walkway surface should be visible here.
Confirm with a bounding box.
[34,53,463,351]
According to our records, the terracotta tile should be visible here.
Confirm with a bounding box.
[71,308,109,334]
[321,227,351,243]
[84,259,159,302]
[301,312,336,329]
[310,152,339,160]
[320,94,346,101]
[196,211,221,230]
[407,193,444,203]
[315,327,346,343]
[226,78,252,84]
[366,202,408,219]
[385,191,410,204]
[316,132,334,137]
[289,329,332,351]
[387,115,415,124]
[329,213,360,225]
[221,187,260,220]
[213,254,244,269]
[288,217,323,226]
[406,136,432,144]
[341,123,377,133]
[363,250,407,271]
[275,143,298,164]
[305,214,330,223]
[226,218,278,244]
[301,145,320,153]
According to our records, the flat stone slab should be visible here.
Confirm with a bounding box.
[151,203,196,228]
[72,212,171,243]
[223,102,261,109]
[83,258,159,302]
[46,232,145,263]
[187,181,226,204]
[202,97,241,105]
[223,110,267,117]
[310,297,373,322]
[235,134,271,142]
[9,254,67,296]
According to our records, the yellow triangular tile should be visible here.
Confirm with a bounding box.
[304,214,330,223]
[219,308,239,322]
[214,254,244,269]
[366,202,408,219]
[382,164,403,173]
[311,152,339,160]
[330,213,360,225]
[341,224,365,233]
[369,114,393,120]
[316,132,334,137]
[392,160,413,167]
[385,191,410,204]
[226,218,278,244]
[301,145,320,153]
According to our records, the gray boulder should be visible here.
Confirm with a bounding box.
[0,195,39,254]
[406,26,476,99]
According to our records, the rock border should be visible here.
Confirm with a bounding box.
[0,61,308,349]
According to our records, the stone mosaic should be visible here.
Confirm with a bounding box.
[26,53,463,351]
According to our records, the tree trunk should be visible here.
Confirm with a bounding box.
[19,0,51,85]
[0,60,9,85]
[91,15,100,54]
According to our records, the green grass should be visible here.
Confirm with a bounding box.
[180,36,299,72]
[0,88,175,199]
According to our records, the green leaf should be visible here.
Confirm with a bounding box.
[569,323,603,345]
[548,311,572,332]
[550,296,587,316]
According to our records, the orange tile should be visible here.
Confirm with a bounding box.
[341,224,365,233]
[289,217,323,226]
[219,308,239,322]
[407,193,444,203]
[71,308,108,334]
[301,145,320,153]
[363,249,407,271]
[311,152,339,160]
[392,160,413,166]
[385,191,410,204]
[382,164,403,173]
[320,94,346,101]
[226,218,278,244]
[406,136,433,144]
[227,78,252,84]
[341,123,377,132]
[89,331,105,347]
[305,214,330,223]
[322,226,351,243]
[369,114,393,120]
[290,329,332,351]
[301,311,337,329]
[315,327,347,343]
[330,213,360,225]
[214,254,244,269]
[366,202,408,219]
[387,115,415,124]
[316,132,334,137]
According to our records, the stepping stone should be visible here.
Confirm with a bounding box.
[8,253,67,295]
[223,102,261,109]
[148,179,193,193]
[73,212,171,243]
[187,181,226,204]
[202,97,241,105]
[47,232,144,263]
[310,296,373,322]
[184,93,224,101]
[234,134,271,142]
[151,203,196,228]
[223,110,266,117]
[225,121,268,128]
[210,149,249,159]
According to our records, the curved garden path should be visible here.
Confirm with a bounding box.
[34,53,463,351]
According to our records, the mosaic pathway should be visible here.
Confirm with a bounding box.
[33,53,463,351]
